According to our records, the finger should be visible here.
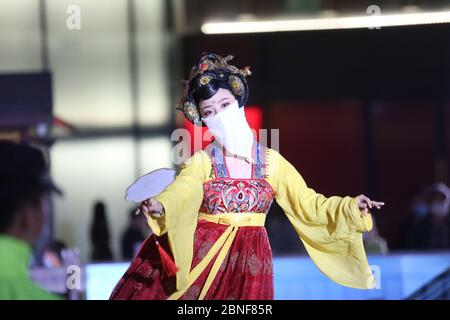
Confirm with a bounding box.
[149,199,162,213]
[142,211,150,220]
[148,203,158,213]
[142,205,149,214]
[373,201,384,208]
[360,195,371,208]
[135,208,140,215]
[147,199,155,211]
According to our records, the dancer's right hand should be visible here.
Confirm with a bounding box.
[135,198,164,218]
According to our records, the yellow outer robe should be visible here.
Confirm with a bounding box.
[147,147,376,294]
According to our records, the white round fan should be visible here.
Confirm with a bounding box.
[125,168,176,202]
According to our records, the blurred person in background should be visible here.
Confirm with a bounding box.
[266,209,306,255]
[425,183,450,249]
[121,207,149,260]
[401,190,430,250]
[42,239,67,268]
[363,219,389,254]
[0,142,62,299]
[90,201,113,261]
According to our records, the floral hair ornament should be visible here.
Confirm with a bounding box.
[176,52,252,126]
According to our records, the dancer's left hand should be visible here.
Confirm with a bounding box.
[356,194,385,214]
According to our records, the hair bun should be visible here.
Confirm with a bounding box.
[176,52,251,126]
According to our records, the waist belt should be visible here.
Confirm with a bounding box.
[168,212,266,300]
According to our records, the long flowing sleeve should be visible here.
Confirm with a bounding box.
[146,150,208,291]
[267,149,376,289]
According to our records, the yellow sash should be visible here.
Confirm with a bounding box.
[167,212,266,300]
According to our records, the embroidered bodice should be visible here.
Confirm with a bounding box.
[199,141,274,214]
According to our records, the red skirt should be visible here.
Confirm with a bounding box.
[109,219,274,300]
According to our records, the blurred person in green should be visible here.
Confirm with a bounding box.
[0,142,63,299]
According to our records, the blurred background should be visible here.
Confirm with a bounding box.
[1,0,450,299]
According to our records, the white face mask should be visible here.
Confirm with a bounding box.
[202,100,254,162]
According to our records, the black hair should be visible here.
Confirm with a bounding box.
[178,52,251,125]
[45,239,67,261]
[0,179,44,232]
[90,200,113,261]
[90,201,110,242]
[192,79,234,106]
[93,201,107,221]
[0,143,48,233]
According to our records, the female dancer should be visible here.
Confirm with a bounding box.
[110,52,384,300]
